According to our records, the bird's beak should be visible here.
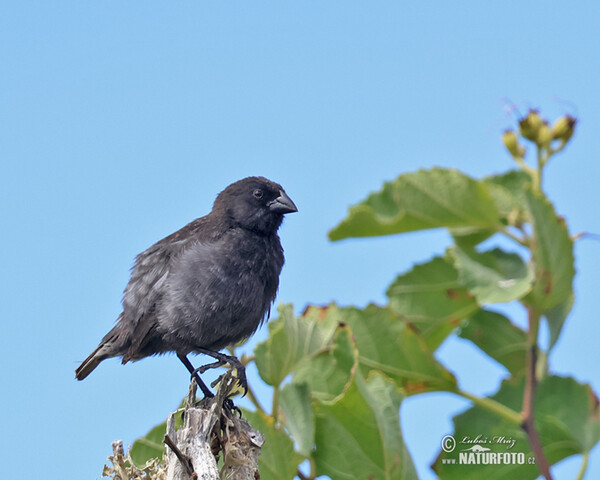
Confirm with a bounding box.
[268,190,298,214]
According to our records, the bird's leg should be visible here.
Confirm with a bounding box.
[177,353,215,398]
[193,348,248,396]
[178,354,240,415]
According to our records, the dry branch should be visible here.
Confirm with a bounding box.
[104,372,264,480]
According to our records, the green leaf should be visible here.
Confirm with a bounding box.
[387,256,479,321]
[449,170,531,247]
[451,246,533,304]
[536,377,600,454]
[458,310,528,376]
[450,227,494,249]
[313,372,418,480]
[483,169,531,223]
[329,168,501,241]
[525,189,575,311]
[543,293,574,352]
[254,304,339,386]
[130,402,185,467]
[130,422,167,467]
[333,304,457,394]
[242,409,303,480]
[433,376,600,480]
[279,383,315,457]
[387,256,479,349]
[293,325,358,402]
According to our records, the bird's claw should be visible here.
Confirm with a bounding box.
[232,360,248,397]
[223,398,243,417]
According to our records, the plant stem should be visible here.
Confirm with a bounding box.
[272,384,280,423]
[245,383,267,416]
[535,143,555,192]
[454,389,522,425]
[549,140,567,157]
[500,226,529,247]
[575,452,590,480]
[521,305,553,480]
[513,156,536,176]
[529,143,548,194]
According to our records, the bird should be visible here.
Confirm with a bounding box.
[75,176,297,397]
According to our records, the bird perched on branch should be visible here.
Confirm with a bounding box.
[76,176,297,397]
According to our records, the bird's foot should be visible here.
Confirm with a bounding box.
[227,356,248,397]
[193,354,248,396]
[223,398,243,417]
[178,353,215,398]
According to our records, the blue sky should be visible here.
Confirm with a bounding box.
[1,2,599,479]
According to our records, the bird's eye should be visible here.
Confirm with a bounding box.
[253,189,264,199]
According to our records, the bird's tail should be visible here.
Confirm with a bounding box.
[75,321,125,380]
[75,344,110,380]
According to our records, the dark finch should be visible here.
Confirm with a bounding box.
[76,177,297,397]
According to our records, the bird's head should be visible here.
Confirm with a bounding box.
[213,177,297,234]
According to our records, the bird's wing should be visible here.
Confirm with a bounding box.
[121,216,212,325]
[113,216,220,361]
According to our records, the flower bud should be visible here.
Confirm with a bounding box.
[502,129,520,156]
[552,115,577,142]
[519,109,543,141]
[537,122,553,147]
